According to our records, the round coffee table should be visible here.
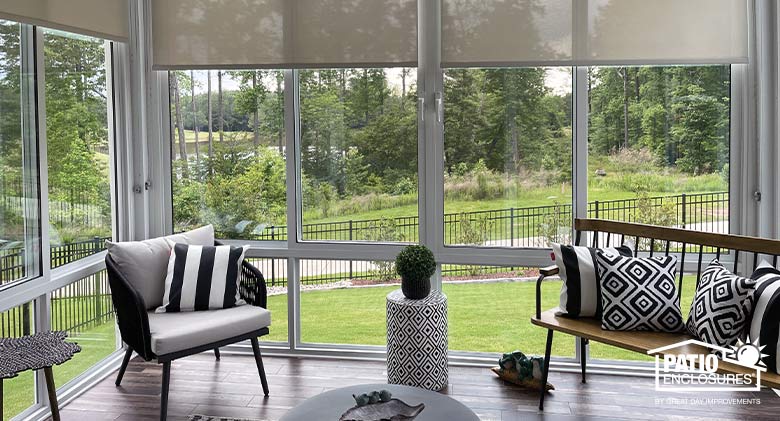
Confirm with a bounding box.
[279,383,478,421]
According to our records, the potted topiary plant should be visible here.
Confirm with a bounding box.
[395,245,436,299]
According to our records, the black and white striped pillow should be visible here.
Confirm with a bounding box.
[747,261,780,373]
[156,244,249,313]
[551,243,633,318]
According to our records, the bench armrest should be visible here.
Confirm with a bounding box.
[535,265,560,320]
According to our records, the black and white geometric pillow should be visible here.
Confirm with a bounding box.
[156,243,249,313]
[687,260,756,348]
[595,252,684,332]
[747,261,780,372]
[551,243,633,318]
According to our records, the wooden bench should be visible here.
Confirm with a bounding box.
[531,218,780,410]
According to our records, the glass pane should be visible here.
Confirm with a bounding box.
[44,30,111,267]
[246,257,288,343]
[299,68,419,243]
[587,65,730,239]
[1,20,39,286]
[300,259,397,345]
[50,270,118,386]
[0,302,35,420]
[170,70,287,240]
[443,67,573,247]
[442,265,575,356]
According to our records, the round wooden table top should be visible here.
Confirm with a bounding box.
[279,383,479,421]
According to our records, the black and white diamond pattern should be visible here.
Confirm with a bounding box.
[386,289,448,391]
[687,260,756,348]
[596,253,684,332]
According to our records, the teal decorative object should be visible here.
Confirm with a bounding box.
[492,350,554,392]
[352,393,370,407]
[378,389,393,402]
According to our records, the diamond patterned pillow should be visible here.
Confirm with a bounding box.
[595,252,684,332]
[687,260,756,348]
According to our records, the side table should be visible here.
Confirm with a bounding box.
[386,289,448,391]
[0,331,81,421]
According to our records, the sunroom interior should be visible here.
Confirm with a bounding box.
[2,0,780,420]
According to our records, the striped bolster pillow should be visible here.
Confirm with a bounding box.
[551,243,633,318]
[157,243,249,313]
[747,261,780,372]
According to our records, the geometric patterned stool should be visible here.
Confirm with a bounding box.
[386,289,448,391]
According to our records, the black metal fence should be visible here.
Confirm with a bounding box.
[0,191,728,333]
[245,191,728,246]
[0,270,113,339]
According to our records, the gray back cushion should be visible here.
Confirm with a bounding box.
[106,225,215,309]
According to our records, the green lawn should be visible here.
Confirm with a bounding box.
[2,322,116,421]
[265,277,697,361]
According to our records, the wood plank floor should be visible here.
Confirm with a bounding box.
[54,353,780,421]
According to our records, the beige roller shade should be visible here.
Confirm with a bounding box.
[442,0,749,67]
[586,0,748,65]
[152,0,417,70]
[0,0,128,42]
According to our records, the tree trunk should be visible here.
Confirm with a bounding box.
[170,73,188,176]
[618,67,630,149]
[218,70,224,142]
[207,70,213,157]
[253,71,260,147]
[191,70,200,173]
[400,68,408,112]
[363,69,369,124]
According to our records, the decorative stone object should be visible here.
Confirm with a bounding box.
[491,350,554,392]
[386,289,448,391]
[339,398,425,421]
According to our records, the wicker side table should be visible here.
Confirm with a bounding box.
[0,331,81,421]
[386,289,448,391]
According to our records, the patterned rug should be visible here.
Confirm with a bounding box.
[188,416,268,421]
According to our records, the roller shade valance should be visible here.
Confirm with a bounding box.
[0,0,129,42]
[442,0,749,67]
[152,0,418,70]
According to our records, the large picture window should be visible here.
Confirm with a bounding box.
[44,30,112,267]
[0,20,39,287]
[169,70,287,240]
[443,67,573,247]
[299,68,418,243]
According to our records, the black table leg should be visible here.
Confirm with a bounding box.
[43,366,60,421]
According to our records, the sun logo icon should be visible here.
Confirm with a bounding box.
[730,337,768,367]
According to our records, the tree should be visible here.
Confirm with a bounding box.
[207,70,213,156]
[169,72,188,177]
[218,70,224,142]
[190,70,200,171]
[671,86,725,175]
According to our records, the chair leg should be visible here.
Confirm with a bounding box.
[160,361,171,421]
[539,329,554,411]
[214,348,221,360]
[250,337,270,396]
[116,347,133,386]
[580,337,588,384]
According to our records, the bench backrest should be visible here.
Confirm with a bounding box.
[574,218,780,297]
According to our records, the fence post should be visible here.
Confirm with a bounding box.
[349,220,353,278]
[510,208,515,247]
[681,194,687,229]
[271,259,276,287]
[271,226,276,241]
[594,201,600,219]
[94,270,103,324]
[22,302,31,336]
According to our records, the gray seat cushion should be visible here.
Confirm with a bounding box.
[147,304,271,356]
[106,225,215,309]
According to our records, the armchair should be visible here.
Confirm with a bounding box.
[106,239,270,421]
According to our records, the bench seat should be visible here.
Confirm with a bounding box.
[532,309,780,389]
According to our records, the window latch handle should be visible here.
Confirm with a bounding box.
[435,92,443,124]
[418,97,425,121]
